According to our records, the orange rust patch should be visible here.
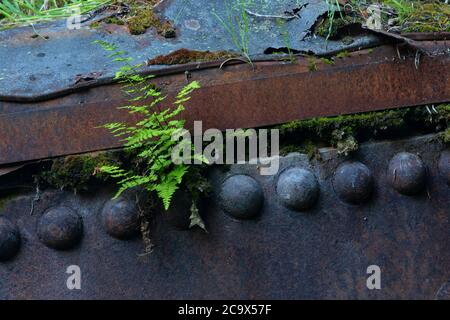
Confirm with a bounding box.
[146,49,239,65]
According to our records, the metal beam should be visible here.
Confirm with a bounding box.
[1,44,449,165]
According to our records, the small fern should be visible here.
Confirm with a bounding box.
[95,40,204,210]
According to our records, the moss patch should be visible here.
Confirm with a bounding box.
[147,49,239,65]
[37,152,121,193]
[104,16,126,25]
[127,3,175,37]
[278,104,450,156]
[0,192,20,212]
[315,0,450,38]
[307,57,318,71]
[441,128,450,144]
[383,0,450,33]
[315,14,361,39]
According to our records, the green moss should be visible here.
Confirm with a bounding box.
[441,128,450,144]
[0,192,19,211]
[280,109,403,138]
[147,49,239,65]
[278,104,449,156]
[382,0,450,33]
[316,1,449,37]
[315,14,361,39]
[127,5,175,37]
[335,50,350,59]
[320,57,335,65]
[280,140,320,159]
[104,16,125,25]
[336,135,359,156]
[307,57,318,71]
[37,152,120,193]
[435,104,450,144]
[89,21,100,28]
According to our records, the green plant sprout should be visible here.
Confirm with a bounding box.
[324,0,345,40]
[0,0,111,28]
[276,18,296,63]
[94,40,207,213]
[213,0,253,64]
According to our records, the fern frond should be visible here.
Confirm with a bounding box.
[96,42,202,210]
[155,178,180,210]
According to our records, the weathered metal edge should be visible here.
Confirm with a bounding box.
[0,44,449,166]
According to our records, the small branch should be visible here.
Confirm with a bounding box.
[29,183,40,216]
[153,0,167,9]
[244,9,298,21]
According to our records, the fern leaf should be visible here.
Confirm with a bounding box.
[155,179,180,210]
[189,201,206,231]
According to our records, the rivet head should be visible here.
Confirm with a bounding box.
[102,198,139,239]
[37,207,83,250]
[276,167,319,211]
[438,150,450,186]
[220,175,264,219]
[388,152,426,195]
[333,161,373,204]
[0,217,20,262]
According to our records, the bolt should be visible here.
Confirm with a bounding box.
[388,152,426,195]
[37,207,83,250]
[102,198,140,239]
[276,167,320,211]
[333,161,373,204]
[220,175,264,219]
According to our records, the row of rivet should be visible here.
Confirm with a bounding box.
[1,151,449,261]
[0,197,140,261]
[219,151,450,219]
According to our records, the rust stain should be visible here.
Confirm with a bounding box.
[0,44,449,165]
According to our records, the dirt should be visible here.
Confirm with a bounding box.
[146,49,239,65]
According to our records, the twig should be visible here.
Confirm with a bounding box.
[153,0,167,9]
[220,57,253,69]
[29,183,41,216]
[414,50,421,70]
[244,9,298,21]
[30,23,48,40]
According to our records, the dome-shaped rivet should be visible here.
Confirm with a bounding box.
[37,207,83,250]
[0,217,20,262]
[102,198,139,239]
[388,152,426,195]
[276,167,320,211]
[219,175,264,219]
[333,161,373,204]
[438,150,450,186]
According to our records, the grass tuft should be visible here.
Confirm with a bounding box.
[0,0,111,28]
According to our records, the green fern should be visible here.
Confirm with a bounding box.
[95,41,204,210]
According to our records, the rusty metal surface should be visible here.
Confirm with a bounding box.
[1,45,449,166]
[0,134,448,299]
[0,0,383,101]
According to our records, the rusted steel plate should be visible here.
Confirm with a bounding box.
[0,134,448,299]
[1,45,449,166]
[0,0,382,101]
